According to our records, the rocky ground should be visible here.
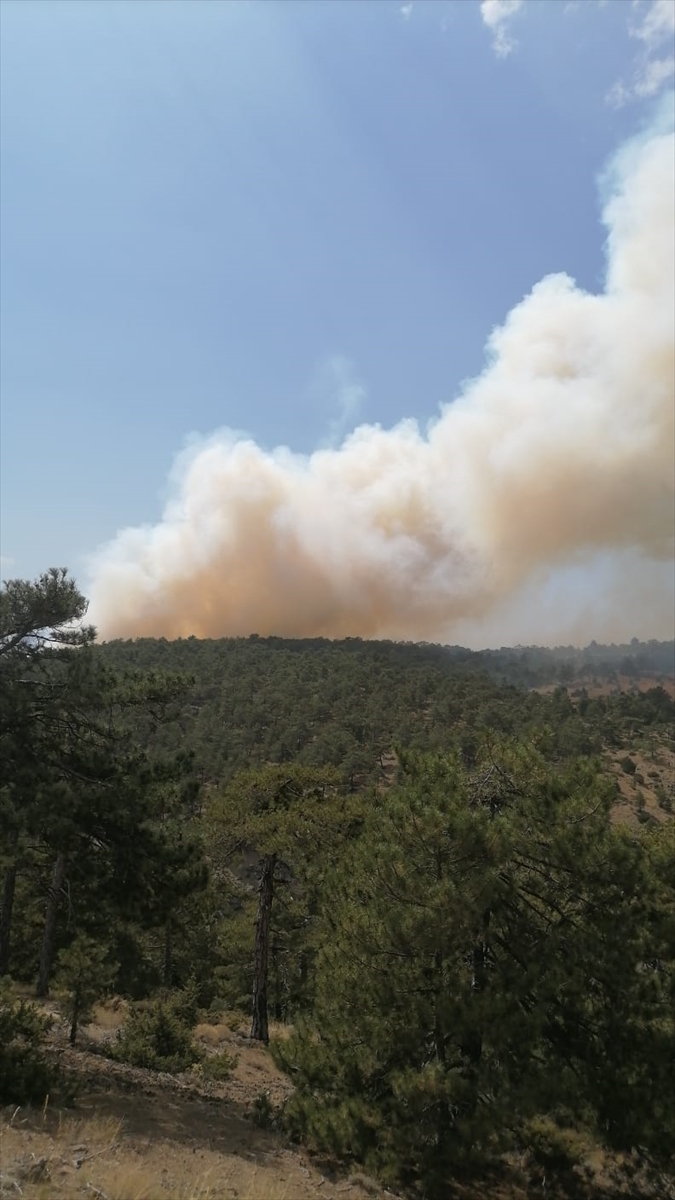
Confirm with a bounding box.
[1,1003,403,1200]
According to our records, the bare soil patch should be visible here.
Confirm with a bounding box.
[605,743,674,827]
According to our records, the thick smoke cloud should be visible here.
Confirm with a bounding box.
[88,120,675,646]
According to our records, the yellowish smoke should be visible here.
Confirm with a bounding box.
[88,122,675,646]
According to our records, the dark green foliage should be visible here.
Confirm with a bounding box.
[96,635,674,788]
[201,887,257,1013]
[522,1116,592,1192]
[55,935,118,1045]
[199,1048,238,1081]
[0,570,206,994]
[1,569,94,979]
[275,747,675,1196]
[656,783,673,812]
[622,755,638,775]
[210,764,362,1035]
[0,566,94,656]
[251,1090,281,1130]
[169,976,200,1027]
[111,985,201,1074]
[0,982,70,1105]
[2,573,673,1193]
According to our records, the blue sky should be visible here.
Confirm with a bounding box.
[1,0,673,612]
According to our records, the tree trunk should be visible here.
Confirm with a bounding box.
[69,993,81,1046]
[36,851,67,997]
[271,938,282,1021]
[0,860,18,976]
[163,918,173,988]
[461,909,491,1118]
[250,853,276,1042]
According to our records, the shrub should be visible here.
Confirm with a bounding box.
[111,987,201,1074]
[523,1115,590,1189]
[199,1048,238,1081]
[251,1090,279,1129]
[0,981,72,1104]
[656,784,672,812]
[168,976,200,1027]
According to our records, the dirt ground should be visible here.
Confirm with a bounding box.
[1,1004,401,1200]
[604,742,674,827]
[3,999,674,1200]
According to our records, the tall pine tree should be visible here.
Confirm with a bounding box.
[276,745,675,1195]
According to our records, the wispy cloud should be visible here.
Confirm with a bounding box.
[634,54,675,96]
[633,0,675,46]
[607,0,675,106]
[480,0,525,58]
[315,355,367,447]
[399,2,414,21]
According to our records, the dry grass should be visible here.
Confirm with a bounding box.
[194,1021,233,1047]
[0,1019,390,1200]
[194,1014,294,1045]
[91,999,129,1030]
[0,1109,310,1198]
[0,1105,364,1199]
[267,1021,293,1043]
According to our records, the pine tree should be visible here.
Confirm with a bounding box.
[55,934,117,1045]
[0,569,93,976]
[210,763,360,1040]
[275,744,675,1194]
[0,569,198,993]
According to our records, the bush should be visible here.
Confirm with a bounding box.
[523,1115,590,1189]
[656,784,672,813]
[199,1048,238,1081]
[168,976,200,1027]
[111,987,201,1074]
[0,982,71,1105]
[251,1090,280,1129]
[621,756,637,775]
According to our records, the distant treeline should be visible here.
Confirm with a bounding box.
[477,637,675,686]
[95,635,675,784]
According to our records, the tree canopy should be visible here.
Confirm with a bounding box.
[1,569,673,1197]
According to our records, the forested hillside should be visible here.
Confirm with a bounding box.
[96,633,675,785]
[2,572,674,1200]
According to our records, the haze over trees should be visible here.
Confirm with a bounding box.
[1,569,673,1198]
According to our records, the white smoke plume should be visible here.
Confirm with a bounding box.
[88,117,675,646]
